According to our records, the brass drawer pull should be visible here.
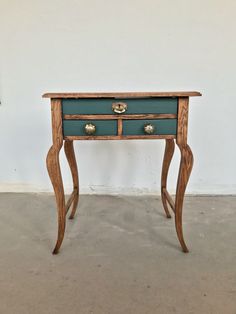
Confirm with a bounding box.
[84,123,96,135]
[112,102,127,114]
[144,123,155,134]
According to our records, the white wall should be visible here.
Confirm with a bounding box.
[0,0,236,194]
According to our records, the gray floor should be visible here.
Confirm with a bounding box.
[0,194,236,314]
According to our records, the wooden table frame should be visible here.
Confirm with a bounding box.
[43,92,201,254]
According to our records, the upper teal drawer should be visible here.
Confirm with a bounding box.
[62,98,177,115]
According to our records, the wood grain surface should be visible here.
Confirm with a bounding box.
[177,97,189,146]
[46,99,66,254]
[64,135,176,141]
[43,91,201,99]
[44,91,200,254]
[63,114,177,120]
[64,140,79,219]
[118,119,123,136]
[175,144,194,253]
[161,139,175,218]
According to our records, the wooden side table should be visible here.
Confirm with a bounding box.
[43,91,201,254]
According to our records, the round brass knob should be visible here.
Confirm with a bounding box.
[84,123,96,135]
[112,102,128,114]
[144,123,155,135]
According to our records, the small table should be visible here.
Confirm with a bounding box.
[43,91,201,254]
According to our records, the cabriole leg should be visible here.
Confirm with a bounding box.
[64,140,79,219]
[46,145,66,254]
[175,143,194,253]
[161,139,175,218]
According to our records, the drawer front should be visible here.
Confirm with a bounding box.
[123,119,177,136]
[63,120,117,136]
[62,98,177,115]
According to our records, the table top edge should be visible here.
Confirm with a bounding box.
[42,91,202,99]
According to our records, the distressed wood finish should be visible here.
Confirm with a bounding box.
[64,140,79,219]
[118,119,123,136]
[162,188,175,213]
[64,135,176,141]
[174,96,193,252]
[46,99,66,254]
[161,139,175,218]
[43,91,201,98]
[45,91,201,254]
[159,97,194,252]
[65,190,76,214]
[177,97,189,146]
[63,114,177,120]
[175,144,194,252]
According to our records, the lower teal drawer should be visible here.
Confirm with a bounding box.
[63,120,117,136]
[123,119,177,135]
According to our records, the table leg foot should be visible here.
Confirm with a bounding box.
[46,145,66,255]
[175,143,193,253]
[161,139,175,218]
[64,140,79,219]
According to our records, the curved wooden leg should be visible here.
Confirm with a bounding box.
[161,139,175,218]
[46,145,66,254]
[175,143,194,253]
[64,140,79,219]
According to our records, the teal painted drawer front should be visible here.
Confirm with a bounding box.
[62,98,177,115]
[63,120,117,136]
[123,119,177,135]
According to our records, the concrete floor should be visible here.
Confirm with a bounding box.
[0,194,236,314]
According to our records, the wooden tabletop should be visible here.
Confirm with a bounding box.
[42,91,202,99]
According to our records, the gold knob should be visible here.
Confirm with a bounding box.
[84,123,96,135]
[144,123,155,135]
[112,102,127,114]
